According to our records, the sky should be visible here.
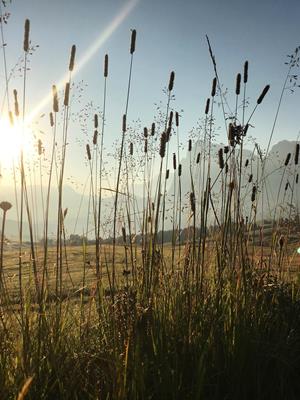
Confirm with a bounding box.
[0,0,300,189]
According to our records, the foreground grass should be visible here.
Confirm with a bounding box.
[1,268,300,399]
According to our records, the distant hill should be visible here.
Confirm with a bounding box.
[1,140,299,240]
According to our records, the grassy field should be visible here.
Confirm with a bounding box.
[1,13,300,400]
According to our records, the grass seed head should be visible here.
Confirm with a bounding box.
[175,111,179,127]
[173,153,176,170]
[104,54,108,77]
[251,185,257,202]
[69,45,76,71]
[236,73,241,95]
[93,130,98,145]
[64,82,70,106]
[38,139,43,156]
[284,153,291,166]
[23,19,30,52]
[49,112,54,127]
[86,144,91,160]
[218,148,224,169]
[13,89,19,116]
[243,61,248,83]
[0,201,12,212]
[257,84,270,104]
[151,122,155,136]
[178,164,182,176]
[122,114,126,133]
[205,98,210,114]
[190,192,195,213]
[159,132,167,158]
[130,29,136,54]
[168,111,173,127]
[295,143,299,165]
[168,71,175,91]
[94,114,98,128]
[211,77,217,97]
[52,85,59,112]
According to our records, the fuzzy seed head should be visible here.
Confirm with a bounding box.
[130,29,136,54]
[69,45,76,72]
[151,122,155,136]
[236,73,241,95]
[243,61,248,83]
[284,153,291,166]
[104,54,108,77]
[251,185,256,202]
[93,130,98,145]
[52,85,59,113]
[122,114,126,133]
[159,132,167,158]
[168,71,175,91]
[205,98,210,115]
[86,144,91,160]
[175,111,179,127]
[218,148,224,169]
[257,85,270,105]
[38,139,43,156]
[94,114,98,128]
[49,112,54,127]
[211,77,217,97]
[13,89,19,117]
[64,82,70,106]
[23,19,30,52]
[0,201,12,212]
[168,111,173,128]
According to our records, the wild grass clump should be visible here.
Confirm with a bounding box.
[0,6,300,399]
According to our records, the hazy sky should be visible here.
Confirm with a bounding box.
[1,0,300,187]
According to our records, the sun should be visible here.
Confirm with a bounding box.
[0,117,34,168]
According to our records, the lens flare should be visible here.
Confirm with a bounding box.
[0,117,34,168]
[27,0,139,123]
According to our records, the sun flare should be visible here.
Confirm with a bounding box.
[0,117,34,168]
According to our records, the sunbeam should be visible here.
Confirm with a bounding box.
[27,0,139,123]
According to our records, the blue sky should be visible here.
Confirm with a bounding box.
[1,0,300,186]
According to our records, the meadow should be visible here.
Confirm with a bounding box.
[1,12,300,400]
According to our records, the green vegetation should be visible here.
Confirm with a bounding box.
[1,9,300,400]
